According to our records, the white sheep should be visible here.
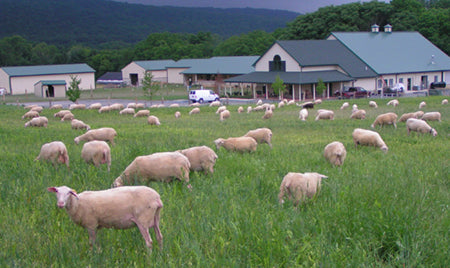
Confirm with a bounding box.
[22,110,40,119]
[69,103,86,110]
[313,99,322,105]
[119,108,135,115]
[113,152,191,187]
[30,106,44,113]
[256,99,263,106]
[253,105,265,112]
[216,106,227,114]
[109,103,124,111]
[262,107,273,119]
[71,119,90,130]
[49,104,63,109]
[237,106,244,113]
[127,102,136,109]
[387,99,399,107]
[81,140,111,171]
[352,104,358,113]
[74,127,117,146]
[136,103,145,109]
[278,101,285,108]
[189,107,200,115]
[352,128,388,152]
[369,101,378,108]
[35,141,69,168]
[189,102,200,107]
[340,102,349,110]
[220,110,230,121]
[442,99,448,105]
[209,100,221,107]
[406,118,437,137]
[177,146,218,174]
[47,185,163,251]
[88,103,102,110]
[299,108,308,121]
[247,106,252,113]
[169,103,179,108]
[278,172,328,206]
[371,112,398,128]
[350,109,366,120]
[61,112,74,122]
[54,110,71,118]
[315,110,334,121]
[419,101,426,109]
[25,116,48,127]
[147,115,161,125]
[398,111,424,122]
[98,106,111,113]
[421,112,441,122]
[244,128,273,148]
[323,141,346,166]
[214,136,257,153]
[174,111,181,118]
[134,109,150,117]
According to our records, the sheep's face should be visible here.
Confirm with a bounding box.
[48,186,79,208]
[430,129,438,137]
[74,137,80,145]
[214,139,224,150]
[112,177,123,188]
[381,146,389,153]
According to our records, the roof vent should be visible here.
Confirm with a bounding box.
[371,24,379,33]
[384,24,392,33]
[429,55,435,65]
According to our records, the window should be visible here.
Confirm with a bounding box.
[399,78,403,84]
[378,79,383,88]
[434,75,438,82]
[389,79,394,87]
[269,55,286,71]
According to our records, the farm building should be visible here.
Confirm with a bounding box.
[121,60,175,86]
[96,72,123,88]
[0,63,95,96]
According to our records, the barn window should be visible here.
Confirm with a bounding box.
[269,55,286,72]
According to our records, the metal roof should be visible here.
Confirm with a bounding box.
[97,72,123,81]
[181,56,259,74]
[329,31,450,75]
[225,71,354,84]
[37,80,67,85]
[134,60,176,71]
[1,63,95,77]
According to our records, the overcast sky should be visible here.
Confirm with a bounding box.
[115,0,390,13]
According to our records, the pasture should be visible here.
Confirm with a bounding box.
[0,96,448,266]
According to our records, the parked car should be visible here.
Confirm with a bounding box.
[430,81,446,89]
[189,89,220,103]
[335,87,370,99]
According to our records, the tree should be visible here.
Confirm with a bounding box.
[316,78,326,98]
[142,71,160,104]
[271,75,286,100]
[66,75,82,103]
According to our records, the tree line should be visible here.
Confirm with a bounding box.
[0,0,448,79]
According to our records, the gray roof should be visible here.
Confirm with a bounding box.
[37,80,67,85]
[225,71,354,84]
[181,56,259,75]
[134,60,176,71]
[1,63,95,77]
[329,31,450,74]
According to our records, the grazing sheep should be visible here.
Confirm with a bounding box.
[350,109,366,120]
[30,106,44,113]
[419,101,426,109]
[270,104,276,111]
[247,106,252,113]
[35,141,69,168]
[314,99,322,105]
[340,102,349,110]
[113,152,190,187]
[442,99,448,105]
[278,101,285,108]
[174,111,181,118]
[177,146,218,174]
[147,115,161,125]
[69,104,86,110]
[22,110,40,119]
[315,110,334,121]
[262,107,273,119]
[189,107,200,115]
[371,112,398,129]
[47,185,163,251]
[54,110,71,118]
[81,140,111,171]
[209,100,221,107]
[387,99,399,107]
[406,118,437,137]
[214,136,257,153]
[237,106,244,113]
[127,102,137,109]
[109,103,124,111]
[253,105,265,112]
[24,104,38,110]
[256,99,263,106]
[288,100,296,105]
[220,110,230,121]
[352,104,358,113]
[169,103,179,108]
[25,116,48,128]
[299,102,315,109]
[71,119,90,130]
[74,127,117,145]
[88,103,102,110]
[136,103,145,109]
[421,112,441,122]
[369,101,378,108]
[98,106,111,113]
[323,141,346,166]
[49,104,63,109]
[278,172,328,206]
[244,128,273,148]
[216,106,227,114]
[190,102,200,107]
[119,108,135,115]
[134,110,150,117]
[398,111,424,122]
[299,108,308,121]
[352,128,388,152]
[61,112,75,122]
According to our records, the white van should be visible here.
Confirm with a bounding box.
[189,89,220,103]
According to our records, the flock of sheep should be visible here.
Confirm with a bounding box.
[21,96,447,252]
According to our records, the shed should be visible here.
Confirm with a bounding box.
[34,80,67,98]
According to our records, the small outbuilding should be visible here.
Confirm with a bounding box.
[34,80,67,98]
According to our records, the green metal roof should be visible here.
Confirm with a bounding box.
[36,80,67,85]
[1,63,95,77]
[180,56,259,75]
[225,71,354,84]
[134,60,176,71]
[329,31,450,75]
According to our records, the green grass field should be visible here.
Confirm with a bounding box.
[0,96,448,266]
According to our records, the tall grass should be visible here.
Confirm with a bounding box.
[0,96,448,266]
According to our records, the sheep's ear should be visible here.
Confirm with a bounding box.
[319,174,328,179]
[47,187,57,193]
[69,190,79,199]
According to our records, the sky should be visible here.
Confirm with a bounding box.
[115,0,390,14]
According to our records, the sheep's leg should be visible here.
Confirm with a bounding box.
[135,222,153,251]
[153,210,163,250]
[87,228,97,249]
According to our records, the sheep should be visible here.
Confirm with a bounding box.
[113,152,190,187]
[174,111,181,118]
[127,102,137,109]
[270,104,276,111]
[22,110,40,119]
[169,103,179,108]
[278,172,328,206]
[214,137,257,153]
[30,106,44,113]
[419,101,426,109]
[315,110,334,121]
[278,101,285,108]
[323,141,346,166]
[299,101,314,109]
[371,112,398,129]
[35,141,69,168]
[134,109,150,117]
[54,110,71,118]
[81,140,111,171]
[421,112,441,122]
[247,106,252,113]
[237,106,244,113]
[220,110,231,121]
[340,102,349,110]
[88,103,102,110]
[350,109,366,120]
[369,101,378,108]
[262,107,273,119]
[61,112,75,122]
[24,104,38,110]
[406,118,437,137]
[209,100,221,107]
[216,106,227,114]
[25,116,48,128]
[98,106,111,113]
[136,103,145,109]
[352,104,358,113]
[387,99,399,107]
[314,99,322,105]
[352,128,388,152]
[189,107,200,115]
[49,104,63,110]
[288,100,296,105]
[253,105,265,112]
[398,111,424,122]
[47,185,163,251]
[74,127,117,145]
[177,146,218,174]
[147,115,161,125]
[442,99,448,105]
[119,108,135,115]
[299,108,308,121]
[190,102,200,107]
[256,99,263,105]
[244,128,273,148]
[109,103,124,111]
[69,103,86,110]
[71,119,90,130]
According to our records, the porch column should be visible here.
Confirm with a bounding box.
[313,84,316,100]
[265,84,268,100]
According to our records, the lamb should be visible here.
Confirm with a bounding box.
[419,101,426,109]
[49,104,63,109]
[406,118,437,137]
[315,110,334,121]
[421,112,441,122]
[398,111,424,122]
[25,116,48,127]
[340,102,349,110]
[189,107,200,115]
[119,108,135,115]
[209,100,221,107]
[350,109,366,120]
[113,152,190,187]
[237,106,244,113]
[244,128,273,148]
[371,112,398,128]
[262,107,273,119]
[177,146,218,174]
[69,103,86,110]
[47,185,163,251]
[35,141,69,168]
[278,172,328,206]
[442,99,448,105]
[81,140,111,171]
[54,110,71,118]
[174,111,181,118]
[220,110,231,121]
[71,119,91,130]
[299,108,308,121]
[22,110,40,119]
[214,136,257,153]
[147,115,161,125]
[98,106,111,113]
[387,99,399,107]
[216,106,227,114]
[74,127,117,145]
[323,141,346,166]
[61,112,75,122]
[352,128,388,152]
[133,109,150,117]
[369,101,378,108]
[88,103,102,110]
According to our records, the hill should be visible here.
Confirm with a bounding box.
[0,0,299,47]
